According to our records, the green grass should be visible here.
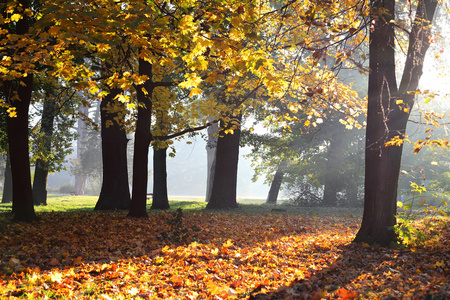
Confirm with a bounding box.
[0,194,364,218]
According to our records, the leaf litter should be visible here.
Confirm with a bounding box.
[0,210,448,299]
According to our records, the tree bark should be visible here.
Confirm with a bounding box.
[266,161,286,204]
[33,93,56,206]
[205,120,218,202]
[74,104,89,195]
[3,0,38,221]
[206,115,242,210]
[2,153,12,204]
[151,147,170,210]
[354,0,437,246]
[94,88,131,210]
[128,58,154,218]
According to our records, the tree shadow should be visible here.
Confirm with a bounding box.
[0,208,447,299]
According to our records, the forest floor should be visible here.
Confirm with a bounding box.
[0,195,448,299]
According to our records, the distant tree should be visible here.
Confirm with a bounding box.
[1,153,12,204]
[32,91,56,205]
[266,160,287,204]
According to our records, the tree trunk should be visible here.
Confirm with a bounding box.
[128,58,154,218]
[354,0,437,246]
[33,93,56,206]
[151,147,170,210]
[74,104,89,195]
[266,161,286,204]
[206,115,242,210]
[2,154,12,204]
[322,133,343,206]
[3,0,38,221]
[205,120,218,202]
[94,88,131,210]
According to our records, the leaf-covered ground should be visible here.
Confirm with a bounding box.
[0,208,448,299]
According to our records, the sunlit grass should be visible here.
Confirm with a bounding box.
[0,194,365,217]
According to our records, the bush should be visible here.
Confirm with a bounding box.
[59,183,75,194]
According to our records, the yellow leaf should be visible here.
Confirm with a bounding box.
[304,120,310,127]
[189,87,202,97]
[396,100,403,105]
[7,107,17,118]
[11,14,21,22]
[430,161,438,166]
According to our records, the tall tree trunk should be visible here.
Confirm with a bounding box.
[94,88,131,210]
[205,120,218,202]
[322,134,343,206]
[354,0,437,246]
[206,115,242,210]
[151,147,170,210]
[266,161,286,204]
[33,92,56,206]
[2,153,12,204]
[74,104,89,195]
[128,58,154,218]
[3,0,37,221]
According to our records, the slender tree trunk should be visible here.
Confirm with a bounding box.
[206,115,242,210]
[205,120,218,202]
[2,153,12,204]
[151,147,170,210]
[94,88,131,210]
[266,161,286,204]
[33,93,56,206]
[322,134,343,206]
[74,104,89,195]
[354,0,437,246]
[128,58,154,218]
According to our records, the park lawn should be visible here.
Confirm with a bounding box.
[0,197,448,299]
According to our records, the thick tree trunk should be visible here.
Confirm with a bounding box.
[266,161,286,204]
[94,89,131,210]
[2,154,12,204]
[3,1,37,221]
[206,115,242,210]
[151,147,170,210]
[33,93,56,206]
[205,120,218,202]
[5,76,37,221]
[74,104,89,195]
[354,0,437,246]
[322,134,343,206]
[128,58,154,218]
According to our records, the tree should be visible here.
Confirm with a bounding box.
[206,114,242,210]
[94,86,131,210]
[32,91,56,205]
[151,147,170,210]
[1,0,38,221]
[354,0,439,246]
[1,153,12,204]
[266,160,287,204]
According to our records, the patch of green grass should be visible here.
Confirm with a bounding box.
[0,194,364,220]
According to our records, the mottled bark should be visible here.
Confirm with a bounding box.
[205,120,218,202]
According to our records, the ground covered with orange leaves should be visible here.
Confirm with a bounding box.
[0,209,448,299]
